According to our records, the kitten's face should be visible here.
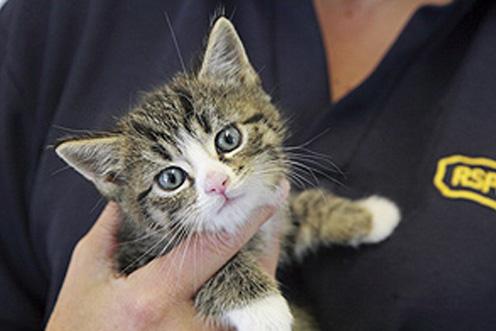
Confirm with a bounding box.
[119,77,286,233]
[56,18,287,234]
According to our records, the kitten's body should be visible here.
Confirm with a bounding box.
[55,18,400,331]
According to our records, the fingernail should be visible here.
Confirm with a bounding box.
[257,205,276,224]
[274,179,290,207]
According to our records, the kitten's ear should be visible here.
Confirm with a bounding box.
[55,135,124,198]
[198,17,259,85]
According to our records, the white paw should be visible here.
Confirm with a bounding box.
[223,294,293,331]
[357,195,401,244]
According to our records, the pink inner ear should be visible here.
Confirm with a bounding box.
[204,171,229,195]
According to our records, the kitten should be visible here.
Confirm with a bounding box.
[55,17,400,331]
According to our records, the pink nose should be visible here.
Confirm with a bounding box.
[205,171,229,195]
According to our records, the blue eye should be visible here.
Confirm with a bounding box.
[157,167,186,191]
[215,126,242,153]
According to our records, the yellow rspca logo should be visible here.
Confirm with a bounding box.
[434,155,496,211]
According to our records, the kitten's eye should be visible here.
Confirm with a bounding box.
[215,126,242,153]
[157,167,186,191]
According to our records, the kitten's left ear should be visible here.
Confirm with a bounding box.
[198,17,259,85]
[55,134,124,199]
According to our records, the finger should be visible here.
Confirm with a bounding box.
[275,178,290,206]
[128,204,277,299]
[259,178,289,276]
[257,226,282,278]
[81,202,123,263]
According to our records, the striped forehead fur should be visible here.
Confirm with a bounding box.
[118,74,285,161]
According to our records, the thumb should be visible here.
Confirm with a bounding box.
[129,204,277,299]
[82,202,123,263]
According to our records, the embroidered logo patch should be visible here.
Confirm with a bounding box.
[434,155,496,211]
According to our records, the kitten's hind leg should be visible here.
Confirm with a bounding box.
[195,250,292,331]
[288,189,400,259]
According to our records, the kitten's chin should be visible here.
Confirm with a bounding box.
[215,194,244,215]
[199,184,278,235]
[201,196,256,234]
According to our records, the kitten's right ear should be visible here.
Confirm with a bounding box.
[55,134,124,198]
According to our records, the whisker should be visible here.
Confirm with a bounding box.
[121,220,187,273]
[50,165,71,177]
[51,124,111,135]
[89,196,105,215]
[284,128,331,150]
[162,11,186,73]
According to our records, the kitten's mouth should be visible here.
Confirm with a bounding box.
[216,194,243,214]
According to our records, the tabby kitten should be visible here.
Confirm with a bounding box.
[55,17,400,331]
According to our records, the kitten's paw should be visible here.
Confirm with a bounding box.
[358,195,401,244]
[224,294,293,331]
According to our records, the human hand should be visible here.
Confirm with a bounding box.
[45,182,288,331]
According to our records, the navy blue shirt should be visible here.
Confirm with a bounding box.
[1,0,496,330]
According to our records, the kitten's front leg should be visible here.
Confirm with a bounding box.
[288,189,400,259]
[195,250,293,331]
